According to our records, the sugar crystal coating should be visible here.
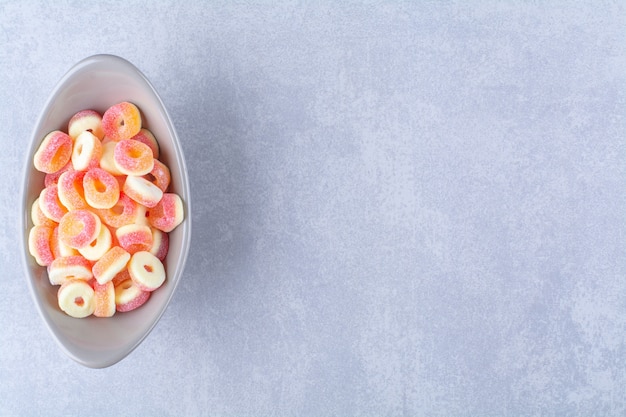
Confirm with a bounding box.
[131,128,159,159]
[93,281,116,318]
[58,209,101,250]
[102,102,141,141]
[28,225,55,266]
[116,224,153,255]
[34,131,73,174]
[58,170,87,211]
[114,278,151,312]
[39,185,68,223]
[31,197,57,228]
[96,192,138,228]
[92,246,130,285]
[114,139,154,176]
[50,226,79,258]
[78,221,112,261]
[147,193,184,232]
[47,255,92,286]
[68,109,104,140]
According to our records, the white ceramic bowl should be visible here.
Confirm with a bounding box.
[20,54,191,368]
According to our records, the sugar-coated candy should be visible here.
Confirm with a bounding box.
[102,102,141,141]
[96,193,138,228]
[99,141,124,176]
[34,130,73,174]
[111,267,131,287]
[30,101,187,318]
[123,175,163,208]
[51,226,78,258]
[93,281,116,318]
[47,255,92,286]
[147,193,184,232]
[58,209,101,250]
[78,221,112,261]
[28,225,55,266]
[39,185,68,223]
[44,161,73,188]
[68,109,105,140]
[131,128,159,159]
[31,197,57,228]
[71,131,102,171]
[58,170,87,211]
[149,228,169,261]
[113,139,154,176]
[92,246,130,285]
[83,167,120,209]
[114,278,151,312]
[57,279,95,318]
[145,159,170,192]
[116,224,153,255]
[128,251,165,292]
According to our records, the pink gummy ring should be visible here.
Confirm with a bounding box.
[33,131,73,174]
[83,168,120,209]
[101,102,142,141]
[113,139,154,176]
[58,209,102,250]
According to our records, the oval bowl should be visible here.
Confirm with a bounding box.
[20,54,191,368]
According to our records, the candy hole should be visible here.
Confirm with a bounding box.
[144,264,153,273]
[67,219,85,236]
[94,179,106,193]
[129,149,141,158]
[89,238,98,247]
[52,148,66,165]
[74,180,85,198]
[145,173,156,183]
[111,204,124,215]
[74,297,84,307]
[122,282,132,290]
[76,143,84,154]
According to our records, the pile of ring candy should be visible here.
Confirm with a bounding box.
[28,102,184,318]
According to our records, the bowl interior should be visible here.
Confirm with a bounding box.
[21,55,191,368]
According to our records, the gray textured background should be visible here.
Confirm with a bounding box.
[1,1,625,416]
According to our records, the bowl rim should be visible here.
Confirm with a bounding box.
[20,53,192,368]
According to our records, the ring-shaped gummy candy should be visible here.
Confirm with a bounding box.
[83,168,120,209]
[71,131,102,171]
[57,279,95,318]
[101,102,141,141]
[39,185,68,223]
[58,170,87,211]
[113,139,154,176]
[58,209,101,250]
[34,131,73,174]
